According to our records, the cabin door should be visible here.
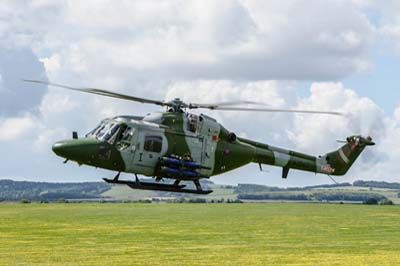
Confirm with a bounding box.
[133,130,167,176]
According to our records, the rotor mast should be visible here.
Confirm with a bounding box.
[170,98,186,112]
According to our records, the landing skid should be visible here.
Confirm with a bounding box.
[103,175,212,195]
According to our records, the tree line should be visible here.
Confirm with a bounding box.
[0,179,110,202]
[237,191,387,202]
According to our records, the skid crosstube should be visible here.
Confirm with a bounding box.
[102,178,213,195]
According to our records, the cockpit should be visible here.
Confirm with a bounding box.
[86,121,136,147]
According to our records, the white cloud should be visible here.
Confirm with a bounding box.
[357,0,400,55]
[286,82,400,182]
[40,54,61,78]
[0,47,47,116]
[167,80,400,183]
[363,107,400,181]
[39,88,78,116]
[0,0,375,81]
[0,115,38,141]
[165,80,297,145]
[289,82,384,153]
[1,1,400,185]
[33,127,68,152]
[381,24,400,54]
[394,107,400,121]
[2,76,400,184]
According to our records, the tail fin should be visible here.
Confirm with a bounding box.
[321,136,374,176]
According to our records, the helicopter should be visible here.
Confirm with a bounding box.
[25,80,375,194]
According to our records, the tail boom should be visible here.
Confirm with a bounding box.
[321,135,374,176]
[240,135,374,178]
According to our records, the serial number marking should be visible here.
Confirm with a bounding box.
[321,165,335,173]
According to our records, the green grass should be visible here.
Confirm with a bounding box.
[101,185,155,201]
[0,203,400,266]
[101,184,237,201]
[101,183,400,204]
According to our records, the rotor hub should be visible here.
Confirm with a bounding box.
[169,98,186,112]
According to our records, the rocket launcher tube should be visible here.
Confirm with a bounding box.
[160,156,211,170]
[161,166,200,178]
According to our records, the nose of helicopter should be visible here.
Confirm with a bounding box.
[52,141,70,158]
[52,139,103,162]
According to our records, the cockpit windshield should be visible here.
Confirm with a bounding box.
[86,121,135,145]
[101,124,120,142]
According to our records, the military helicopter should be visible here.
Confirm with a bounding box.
[25,80,375,194]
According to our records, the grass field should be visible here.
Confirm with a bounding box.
[101,183,238,201]
[0,203,399,266]
[100,182,400,204]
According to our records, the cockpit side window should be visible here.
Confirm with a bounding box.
[120,126,135,142]
[115,125,135,150]
[187,114,198,133]
[144,135,162,153]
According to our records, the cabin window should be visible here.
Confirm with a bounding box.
[144,135,162,153]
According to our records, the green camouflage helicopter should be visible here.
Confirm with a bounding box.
[26,80,375,194]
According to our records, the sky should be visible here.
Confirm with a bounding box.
[1,0,400,186]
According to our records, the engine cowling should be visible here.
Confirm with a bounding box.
[228,132,237,142]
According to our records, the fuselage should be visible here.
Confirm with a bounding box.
[52,111,373,181]
[53,111,255,179]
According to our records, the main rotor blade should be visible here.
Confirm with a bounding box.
[204,106,343,116]
[23,79,169,107]
[189,100,266,109]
